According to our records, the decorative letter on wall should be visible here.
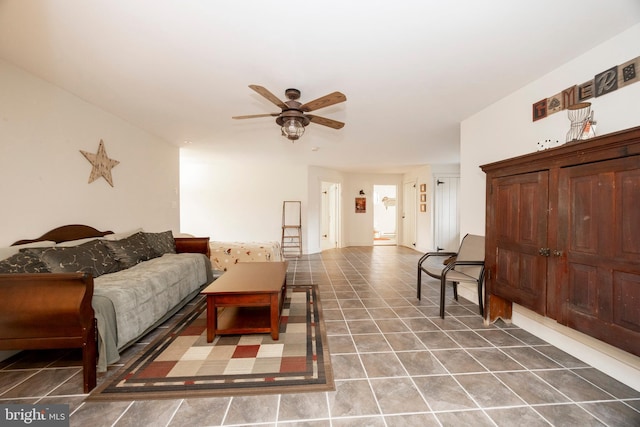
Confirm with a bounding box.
[80,139,120,187]
[532,55,639,121]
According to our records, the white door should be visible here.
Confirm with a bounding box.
[402,181,417,249]
[320,181,340,251]
[434,176,460,251]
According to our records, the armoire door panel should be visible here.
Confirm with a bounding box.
[566,310,640,356]
[619,169,640,258]
[495,248,543,304]
[558,155,640,356]
[496,247,517,284]
[519,181,543,244]
[491,171,548,315]
[569,176,598,255]
[495,185,518,243]
[566,262,599,316]
[614,271,640,333]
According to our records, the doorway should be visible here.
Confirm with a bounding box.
[320,181,340,251]
[373,184,397,246]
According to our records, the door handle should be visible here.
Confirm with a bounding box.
[553,250,563,257]
[538,248,551,257]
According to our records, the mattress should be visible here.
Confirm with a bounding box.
[92,253,211,371]
[209,241,283,271]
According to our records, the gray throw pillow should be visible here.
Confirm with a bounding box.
[40,239,120,277]
[143,231,176,256]
[0,251,50,273]
[103,232,157,269]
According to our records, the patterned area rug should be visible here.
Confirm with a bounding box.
[88,284,333,400]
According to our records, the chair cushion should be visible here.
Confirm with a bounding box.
[443,269,481,283]
[422,264,445,279]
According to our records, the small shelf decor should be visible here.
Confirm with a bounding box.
[566,102,596,142]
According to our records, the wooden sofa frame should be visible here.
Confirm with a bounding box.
[0,224,210,393]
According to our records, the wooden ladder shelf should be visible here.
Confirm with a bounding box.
[281,201,302,258]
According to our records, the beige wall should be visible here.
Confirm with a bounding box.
[0,59,180,246]
[180,145,309,244]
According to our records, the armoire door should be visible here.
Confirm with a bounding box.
[557,156,640,356]
[489,171,549,315]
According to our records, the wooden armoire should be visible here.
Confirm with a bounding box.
[481,125,640,357]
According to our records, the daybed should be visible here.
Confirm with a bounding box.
[209,240,283,272]
[0,225,213,393]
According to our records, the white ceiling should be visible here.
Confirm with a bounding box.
[2,1,640,173]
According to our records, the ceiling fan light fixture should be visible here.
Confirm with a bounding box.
[281,118,305,141]
[234,85,346,140]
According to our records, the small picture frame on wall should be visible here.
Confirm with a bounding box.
[420,193,426,202]
[419,184,426,192]
[355,197,366,213]
[420,203,426,212]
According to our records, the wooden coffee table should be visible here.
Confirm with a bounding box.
[201,261,288,342]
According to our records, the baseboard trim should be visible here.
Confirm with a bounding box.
[457,284,640,391]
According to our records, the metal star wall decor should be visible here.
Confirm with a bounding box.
[80,139,120,187]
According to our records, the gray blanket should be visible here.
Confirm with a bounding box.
[92,253,210,371]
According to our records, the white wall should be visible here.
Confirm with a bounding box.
[180,146,308,243]
[0,59,180,247]
[460,24,640,236]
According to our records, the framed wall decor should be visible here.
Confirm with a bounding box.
[355,197,366,213]
[420,204,426,212]
[419,183,426,192]
[420,193,427,202]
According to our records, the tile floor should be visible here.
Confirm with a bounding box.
[1,246,639,426]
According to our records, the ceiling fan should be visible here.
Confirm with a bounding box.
[232,85,347,141]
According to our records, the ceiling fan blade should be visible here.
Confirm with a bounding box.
[300,91,346,112]
[307,114,345,129]
[248,85,287,109]
[232,113,280,119]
